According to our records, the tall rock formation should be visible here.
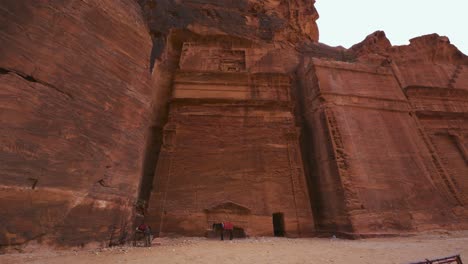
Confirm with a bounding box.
[0,0,466,249]
[0,0,153,247]
[137,0,321,238]
[298,31,468,237]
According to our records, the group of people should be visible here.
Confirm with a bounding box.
[212,221,234,240]
[134,221,235,247]
[135,223,152,247]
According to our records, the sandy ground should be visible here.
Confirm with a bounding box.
[1,231,467,264]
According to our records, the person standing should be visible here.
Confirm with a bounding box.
[223,222,234,240]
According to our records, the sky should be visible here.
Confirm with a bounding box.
[315,0,468,55]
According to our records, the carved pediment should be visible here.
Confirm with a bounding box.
[204,201,251,215]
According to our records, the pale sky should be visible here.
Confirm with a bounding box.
[316,0,468,55]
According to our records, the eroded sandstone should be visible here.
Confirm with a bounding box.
[0,0,467,249]
[0,0,153,247]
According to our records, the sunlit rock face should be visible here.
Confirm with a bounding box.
[0,0,467,249]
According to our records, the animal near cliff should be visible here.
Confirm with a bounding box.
[0,0,467,248]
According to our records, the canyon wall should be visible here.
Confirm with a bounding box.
[1,0,467,248]
[0,0,153,247]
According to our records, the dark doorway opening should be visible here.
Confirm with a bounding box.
[272,213,285,237]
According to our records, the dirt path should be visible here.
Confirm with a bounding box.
[1,232,467,264]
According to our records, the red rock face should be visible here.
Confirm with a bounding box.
[298,32,468,237]
[0,0,153,247]
[298,56,468,237]
[1,0,467,248]
[140,0,319,41]
[144,43,314,237]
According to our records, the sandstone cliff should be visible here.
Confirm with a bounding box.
[0,0,153,248]
[1,0,467,249]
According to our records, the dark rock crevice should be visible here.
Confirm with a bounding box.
[149,31,166,73]
[27,178,39,190]
[0,67,74,100]
[136,32,183,212]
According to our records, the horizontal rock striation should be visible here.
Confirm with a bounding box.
[0,0,153,248]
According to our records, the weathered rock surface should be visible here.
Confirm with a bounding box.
[142,23,468,238]
[351,31,468,65]
[140,0,319,41]
[145,43,314,237]
[298,57,468,236]
[1,0,467,249]
[299,31,468,237]
[0,0,153,248]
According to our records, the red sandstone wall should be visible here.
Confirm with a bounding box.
[147,103,314,237]
[145,43,314,237]
[1,0,467,248]
[298,52,468,237]
[0,0,153,247]
[388,36,468,207]
[140,0,319,43]
[400,65,468,206]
